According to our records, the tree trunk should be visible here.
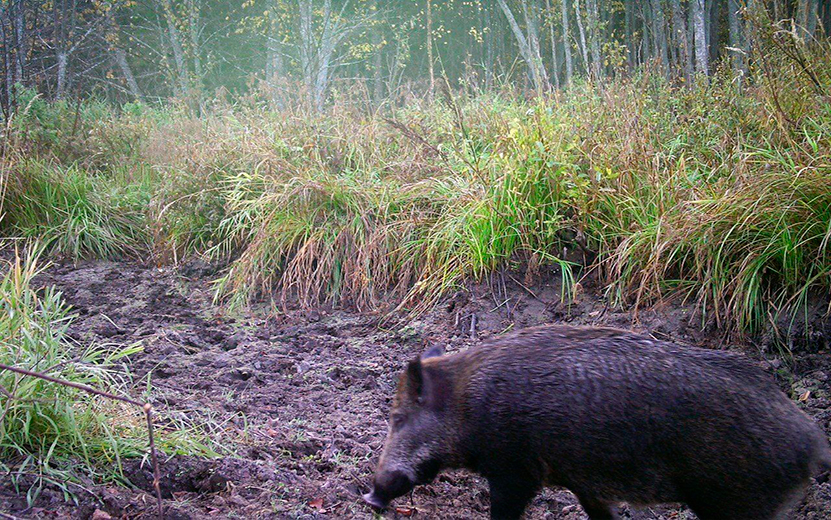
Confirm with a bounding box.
[161,0,188,96]
[727,0,745,74]
[188,0,202,91]
[640,1,651,62]
[484,2,494,90]
[772,0,785,21]
[13,0,25,85]
[545,0,560,90]
[56,50,68,98]
[573,0,590,75]
[586,0,601,79]
[797,0,820,39]
[806,0,819,37]
[298,0,314,102]
[496,0,548,92]
[266,0,284,86]
[693,0,708,77]
[687,0,695,70]
[1,8,13,109]
[371,1,383,102]
[561,0,574,85]
[521,0,549,89]
[625,0,635,70]
[427,0,434,100]
[113,47,143,100]
[671,0,691,83]
[708,0,719,65]
[313,0,334,112]
[650,0,669,75]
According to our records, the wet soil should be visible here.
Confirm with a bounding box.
[1,259,830,519]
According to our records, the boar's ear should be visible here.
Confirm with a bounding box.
[421,345,445,359]
[406,358,425,402]
[407,358,450,409]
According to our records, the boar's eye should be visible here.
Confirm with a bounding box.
[390,413,407,431]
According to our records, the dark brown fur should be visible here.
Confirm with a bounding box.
[364,324,831,520]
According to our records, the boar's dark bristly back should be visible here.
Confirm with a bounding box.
[365,324,831,520]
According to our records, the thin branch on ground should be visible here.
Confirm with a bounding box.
[0,363,164,520]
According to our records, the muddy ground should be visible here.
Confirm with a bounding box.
[1,259,830,519]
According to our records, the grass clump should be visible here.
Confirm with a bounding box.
[0,248,216,504]
[1,159,148,259]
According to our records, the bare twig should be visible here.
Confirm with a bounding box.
[0,363,164,520]
[384,118,450,164]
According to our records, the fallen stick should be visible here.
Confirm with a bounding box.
[0,363,164,520]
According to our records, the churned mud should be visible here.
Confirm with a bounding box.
[1,259,830,519]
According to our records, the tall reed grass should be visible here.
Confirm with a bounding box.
[1,32,828,337]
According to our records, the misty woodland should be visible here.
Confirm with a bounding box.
[0,0,830,519]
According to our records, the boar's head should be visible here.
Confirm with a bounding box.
[363,346,456,510]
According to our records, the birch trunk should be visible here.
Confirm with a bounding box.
[188,0,202,88]
[586,0,601,78]
[161,0,188,96]
[693,0,708,76]
[561,0,574,85]
[56,50,68,98]
[496,0,548,92]
[427,0,434,99]
[113,47,143,100]
[484,2,495,90]
[545,0,559,89]
[313,0,334,112]
[298,0,314,100]
[371,0,383,102]
[573,0,590,75]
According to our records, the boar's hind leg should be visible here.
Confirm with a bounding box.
[487,475,540,520]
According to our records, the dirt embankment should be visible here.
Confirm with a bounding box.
[1,259,829,519]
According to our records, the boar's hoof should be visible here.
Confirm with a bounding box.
[362,490,388,510]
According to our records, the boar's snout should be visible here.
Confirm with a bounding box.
[362,470,414,510]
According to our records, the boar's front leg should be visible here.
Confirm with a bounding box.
[575,495,617,520]
[487,474,539,520]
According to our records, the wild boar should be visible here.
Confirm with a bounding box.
[363,324,831,520]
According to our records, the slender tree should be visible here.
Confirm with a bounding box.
[797,0,820,39]
[573,0,590,75]
[586,0,601,78]
[545,0,560,90]
[693,0,708,76]
[426,0,434,100]
[650,0,669,74]
[727,0,745,74]
[624,0,635,71]
[496,0,548,92]
[671,0,692,83]
[561,0,574,84]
